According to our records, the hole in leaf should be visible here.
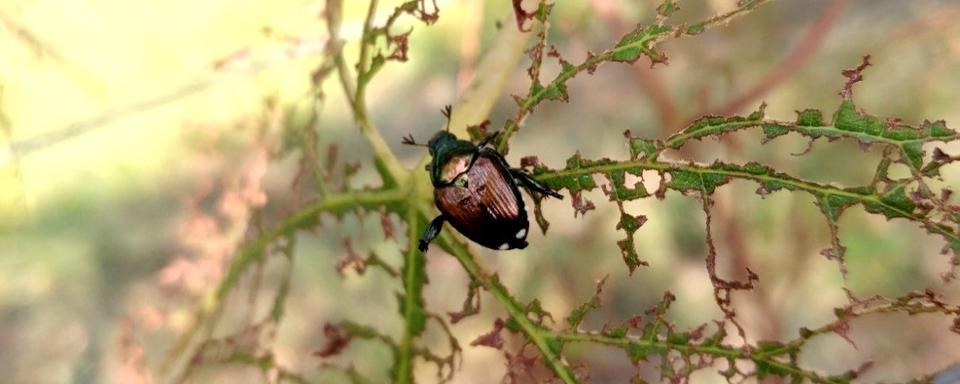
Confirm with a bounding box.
[591,174,606,190]
[623,171,643,191]
[885,163,912,180]
[641,170,661,195]
[661,171,672,185]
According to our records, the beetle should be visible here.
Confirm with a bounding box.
[403,106,563,252]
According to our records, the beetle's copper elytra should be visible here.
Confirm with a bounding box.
[402,105,563,251]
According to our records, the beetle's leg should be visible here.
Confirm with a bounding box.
[510,168,564,200]
[418,215,446,251]
[476,131,500,148]
[441,105,452,132]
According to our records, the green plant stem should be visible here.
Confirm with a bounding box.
[556,293,958,383]
[326,0,355,102]
[395,206,423,384]
[697,0,772,29]
[330,0,407,182]
[158,187,406,380]
[358,0,379,89]
[532,158,960,246]
[767,297,960,358]
[655,116,953,161]
[662,120,929,150]
[431,211,578,384]
[556,331,828,382]
[217,189,406,302]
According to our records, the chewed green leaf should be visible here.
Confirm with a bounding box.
[833,100,883,136]
[533,143,960,281]
[796,109,826,127]
[625,130,660,160]
[529,80,569,103]
[864,181,916,219]
[761,122,790,141]
[818,193,859,221]
[754,358,793,379]
[923,120,953,138]
[666,331,690,345]
[605,326,628,338]
[611,46,644,63]
[531,152,602,194]
[901,141,924,171]
[666,166,730,195]
[542,83,568,101]
[529,152,653,272]
[611,25,670,63]
[656,0,680,18]
[605,168,648,201]
[686,22,706,35]
[664,104,767,149]
[566,276,607,331]
[626,343,658,362]
[700,327,727,348]
[752,99,956,173]
[611,27,645,63]
[566,304,592,330]
[617,210,649,274]
[755,340,788,354]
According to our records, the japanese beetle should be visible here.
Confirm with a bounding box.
[403,106,563,252]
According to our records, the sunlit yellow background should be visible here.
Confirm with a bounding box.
[3,0,960,383]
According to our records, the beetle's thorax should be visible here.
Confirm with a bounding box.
[426,131,480,186]
[440,155,471,183]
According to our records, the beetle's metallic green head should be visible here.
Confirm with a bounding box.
[424,131,478,186]
[426,131,457,156]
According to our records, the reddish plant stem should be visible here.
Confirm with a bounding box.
[592,0,846,135]
[707,0,848,118]
[588,0,681,133]
[868,5,959,54]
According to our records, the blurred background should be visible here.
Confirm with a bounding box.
[2,0,960,382]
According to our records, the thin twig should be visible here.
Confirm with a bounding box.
[333,0,408,182]
[495,0,774,153]
[158,188,406,379]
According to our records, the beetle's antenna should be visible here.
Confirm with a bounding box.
[441,105,452,132]
[401,133,426,146]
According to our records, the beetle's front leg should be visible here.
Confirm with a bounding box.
[419,215,446,251]
[476,131,500,148]
[510,169,563,200]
